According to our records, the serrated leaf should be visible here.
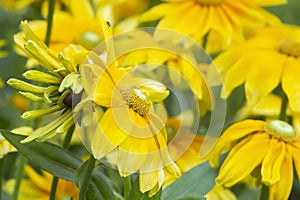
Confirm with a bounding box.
[162,162,217,200]
[1,129,82,182]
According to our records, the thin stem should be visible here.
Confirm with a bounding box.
[260,184,268,200]
[0,158,4,200]
[11,155,26,200]
[279,90,288,121]
[123,176,131,200]
[45,0,56,46]
[49,125,75,200]
[79,155,95,200]
[49,177,58,200]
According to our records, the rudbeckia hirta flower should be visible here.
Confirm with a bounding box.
[214,25,300,112]
[90,63,180,195]
[204,119,300,200]
[8,21,87,142]
[139,0,282,53]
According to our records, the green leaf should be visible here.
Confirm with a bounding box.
[90,171,115,200]
[161,162,217,200]
[1,130,82,182]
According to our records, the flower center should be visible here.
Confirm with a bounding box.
[265,120,296,142]
[121,87,151,116]
[196,0,223,5]
[278,31,300,57]
[75,31,102,50]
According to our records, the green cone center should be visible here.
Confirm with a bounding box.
[265,120,296,142]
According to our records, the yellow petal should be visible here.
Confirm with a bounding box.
[205,185,237,200]
[203,120,265,166]
[118,148,147,176]
[261,139,285,185]
[139,3,174,22]
[288,142,300,181]
[282,57,300,112]
[268,150,293,200]
[216,133,269,187]
[245,52,284,106]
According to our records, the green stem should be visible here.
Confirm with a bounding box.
[49,125,75,200]
[260,184,269,200]
[79,155,95,200]
[123,176,131,200]
[11,155,26,200]
[49,177,58,200]
[279,90,288,121]
[45,0,56,46]
[0,158,4,200]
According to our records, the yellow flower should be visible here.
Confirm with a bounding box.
[90,63,180,195]
[9,21,87,142]
[204,120,300,200]
[139,0,282,53]
[0,0,37,10]
[23,0,104,53]
[75,21,181,196]
[214,25,300,112]
[4,166,78,200]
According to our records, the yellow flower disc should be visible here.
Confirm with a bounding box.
[265,120,296,142]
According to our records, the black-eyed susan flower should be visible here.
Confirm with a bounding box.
[4,166,78,199]
[204,119,300,200]
[214,25,300,112]
[90,63,181,195]
[138,0,283,53]
[75,21,181,196]
[8,21,87,142]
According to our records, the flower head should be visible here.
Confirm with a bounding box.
[215,25,300,112]
[139,0,282,53]
[204,119,300,200]
[8,21,87,142]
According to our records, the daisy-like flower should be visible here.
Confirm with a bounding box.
[4,166,78,200]
[77,22,181,196]
[138,0,283,53]
[214,25,300,112]
[204,119,300,200]
[8,21,87,142]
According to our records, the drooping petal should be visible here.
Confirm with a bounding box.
[261,139,285,185]
[216,133,270,187]
[204,120,265,167]
[245,51,284,106]
[268,150,293,200]
[282,57,300,112]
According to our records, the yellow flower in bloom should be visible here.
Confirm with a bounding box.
[9,21,87,142]
[139,0,282,53]
[91,63,180,195]
[204,120,300,200]
[4,166,78,200]
[214,25,300,112]
[0,0,36,10]
[84,21,180,196]
[24,0,104,53]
